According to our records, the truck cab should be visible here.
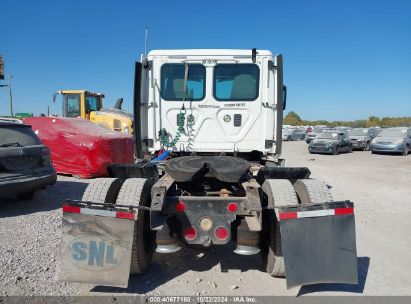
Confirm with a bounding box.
[59,90,104,120]
[139,49,284,159]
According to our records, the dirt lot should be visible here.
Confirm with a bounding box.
[1,141,411,296]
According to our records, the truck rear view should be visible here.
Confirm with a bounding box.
[57,49,358,289]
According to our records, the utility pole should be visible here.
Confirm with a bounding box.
[0,56,5,115]
[0,83,9,115]
[8,75,14,117]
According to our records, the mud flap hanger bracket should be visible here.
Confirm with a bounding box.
[64,200,151,213]
[150,175,174,230]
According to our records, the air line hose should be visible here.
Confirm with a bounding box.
[159,105,186,148]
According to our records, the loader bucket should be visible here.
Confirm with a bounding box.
[279,201,358,288]
[57,202,135,288]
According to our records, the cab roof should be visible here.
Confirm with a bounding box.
[147,49,274,57]
[57,90,105,97]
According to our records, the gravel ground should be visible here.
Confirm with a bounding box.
[1,141,411,296]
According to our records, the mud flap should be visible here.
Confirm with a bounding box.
[57,204,135,288]
[278,201,358,288]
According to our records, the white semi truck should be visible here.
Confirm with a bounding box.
[58,49,358,289]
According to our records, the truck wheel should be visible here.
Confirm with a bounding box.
[81,178,122,204]
[403,145,409,156]
[293,179,333,205]
[261,179,299,277]
[333,146,340,155]
[116,178,155,274]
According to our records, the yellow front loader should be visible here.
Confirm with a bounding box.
[55,90,133,134]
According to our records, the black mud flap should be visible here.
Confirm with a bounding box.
[278,201,358,289]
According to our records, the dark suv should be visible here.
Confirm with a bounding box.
[308,131,353,155]
[0,121,57,200]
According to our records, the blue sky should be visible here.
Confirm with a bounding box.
[0,0,410,120]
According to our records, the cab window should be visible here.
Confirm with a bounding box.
[214,64,259,101]
[64,94,81,117]
[161,64,206,101]
[85,95,100,112]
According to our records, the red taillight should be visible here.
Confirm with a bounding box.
[215,227,229,240]
[183,227,197,241]
[227,202,238,213]
[115,211,135,220]
[62,205,81,214]
[176,201,186,212]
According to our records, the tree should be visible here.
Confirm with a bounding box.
[283,111,301,125]
[365,116,381,127]
[351,120,367,128]
[282,112,411,128]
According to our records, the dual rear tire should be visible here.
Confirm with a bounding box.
[82,176,334,279]
[261,178,333,277]
[81,177,154,274]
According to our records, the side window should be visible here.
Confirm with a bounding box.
[85,95,100,112]
[64,94,81,117]
[214,64,259,101]
[160,64,206,101]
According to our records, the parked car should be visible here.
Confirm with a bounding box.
[335,126,352,132]
[308,131,352,155]
[348,127,380,151]
[305,126,329,143]
[282,128,305,141]
[0,121,57,200]
[370,127,411,155]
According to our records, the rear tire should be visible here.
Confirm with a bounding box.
[261,179,299,277]
[81,178,122,204]
[403,146,409,156]
[364,142,370,151]
[333,146,340,155]
[115,178,154,274]
[293,179,333,205]
[264,210,285,277]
